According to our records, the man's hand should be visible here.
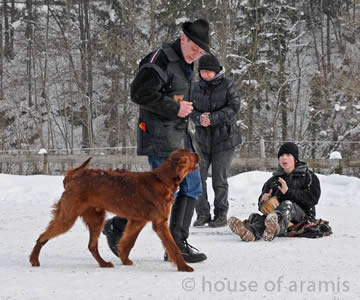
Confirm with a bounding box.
[177,101,193,118]
[260,189,273,203]
[200,112,211,127]
[278,177,288,194]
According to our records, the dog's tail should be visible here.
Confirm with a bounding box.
[63,157,92,188]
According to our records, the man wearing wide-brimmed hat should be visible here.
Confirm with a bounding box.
[103,19,211,264]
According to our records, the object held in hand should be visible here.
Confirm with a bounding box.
[260,196,280,215]
[174,95,184,103]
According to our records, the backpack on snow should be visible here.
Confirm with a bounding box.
[287,219,332,238]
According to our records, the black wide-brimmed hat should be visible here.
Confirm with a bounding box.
[182,19,210,53]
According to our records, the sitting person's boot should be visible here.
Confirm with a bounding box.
[102,217,128,257]
[209,214,227,227]
[248,213,260,224]
[193,215,211,227]
[228,217,256,242]
[263,212,280,241]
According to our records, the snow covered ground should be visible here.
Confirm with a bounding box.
[0,170,359,300]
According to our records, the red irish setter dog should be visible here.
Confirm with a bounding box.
[29,149,200,272]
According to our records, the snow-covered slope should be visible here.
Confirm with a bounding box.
[0,171,359,299]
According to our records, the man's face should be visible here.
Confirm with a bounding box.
[180,34,205,64]
[279,154,296,174]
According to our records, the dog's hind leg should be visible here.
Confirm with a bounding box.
[29,201,79,267]
[118,219,147,266]
[152,220,193,272]
[81,207,114,268]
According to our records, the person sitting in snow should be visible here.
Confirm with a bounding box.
[228,142,321,241]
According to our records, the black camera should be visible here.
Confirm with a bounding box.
[269,179,281,191]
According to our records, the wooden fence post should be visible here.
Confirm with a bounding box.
[335,160,344,175]
[330,151,343,175]
[38,148,49,175]
[259,137,266,171]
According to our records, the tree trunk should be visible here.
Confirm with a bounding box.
[10,0,14,56]
[78,0,93,149]
[150,0,156,48]
[39,0,49,149]
[4,0,14,59]
[326,6,331,72]
[4,0,12,58]
[308,0,322,73]
[0,3,3,100]
[66,0,74,152]
[319,0,327,82]
[107,69,120,147]
[293,42,303,140]
[84,0,94,147]
[279,60,288,141]
[309,74,322,159]
[25,0,33,107]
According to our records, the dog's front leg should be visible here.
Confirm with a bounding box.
[118,219,147,265]
[152,220,193,272]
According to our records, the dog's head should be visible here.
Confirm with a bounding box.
[168,149,200,182]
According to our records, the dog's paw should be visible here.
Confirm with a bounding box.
[178,264,194,272]
[122,258,133,265]
[100,261,114,268]
[30,258,40,267]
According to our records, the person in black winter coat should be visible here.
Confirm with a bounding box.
[191,54,242,228]
[228,142,321,241]
[102,19,211,263]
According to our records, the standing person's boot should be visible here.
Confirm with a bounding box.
[165,196,207,263]
[193,215,211,227]
[209,213,227,227]
[102,217,128,257]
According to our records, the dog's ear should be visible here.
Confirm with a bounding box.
[175,156,189,179]
[174,175,182,184]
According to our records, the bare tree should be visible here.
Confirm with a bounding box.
[25,0,33,107]
[78,0,94,149]
[0,2,3,100]
[3,0,15,59]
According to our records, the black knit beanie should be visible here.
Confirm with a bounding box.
[277,142,299,161]
[198,54,221,73]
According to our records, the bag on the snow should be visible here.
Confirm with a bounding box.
[287,219,332,238]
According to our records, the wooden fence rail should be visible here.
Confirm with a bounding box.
[1,152,359,176]
[231,157,360,175]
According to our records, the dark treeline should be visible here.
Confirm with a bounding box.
[0,0,359,175]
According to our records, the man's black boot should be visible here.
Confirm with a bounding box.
[164,240,207,263]
[102,217,128,257]
[165,196,207,263]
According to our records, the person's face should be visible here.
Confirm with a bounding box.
[180,34,206,64]
[200,70,216,81]
[279,154,296,174]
